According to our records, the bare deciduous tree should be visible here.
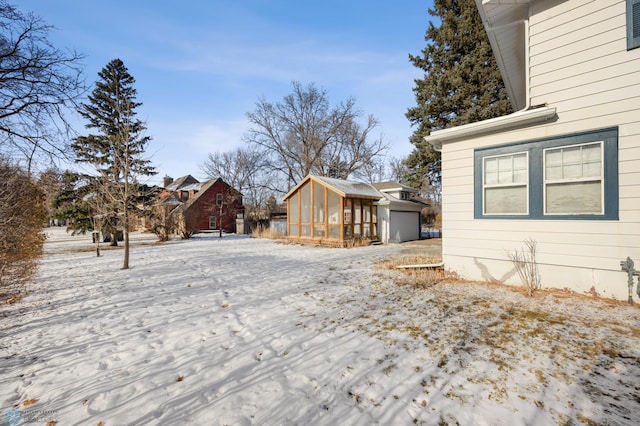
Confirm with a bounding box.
[200,146,271,220]
[38,167,65,224]
[244,81,387,192]
[0,1,85,168]
[358,157,389,184]
[388,157,409,183]
[150,202,179,242]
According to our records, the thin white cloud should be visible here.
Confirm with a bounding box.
[148,117,249,179]
[188,120,248,155]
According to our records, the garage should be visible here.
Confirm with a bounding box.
[388,210,421,243]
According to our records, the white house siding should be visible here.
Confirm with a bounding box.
[441,0,640,300]
[442,130,640,300]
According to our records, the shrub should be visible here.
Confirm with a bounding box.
[251,224,285,239]
[150,204,178,242]
[0,160,47,303]
[507,238,541,297]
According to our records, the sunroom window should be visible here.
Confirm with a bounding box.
[544,142,603,215]
[483,152,528,215]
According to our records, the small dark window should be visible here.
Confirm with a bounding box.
[628,0,640,50]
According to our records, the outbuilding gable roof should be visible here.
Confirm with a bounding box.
[283,175,383,201]
[376,192,428,211]
[372,181,418,194]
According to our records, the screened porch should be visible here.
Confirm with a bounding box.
[284,175,380,245]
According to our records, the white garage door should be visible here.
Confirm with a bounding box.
[388,211,419,243]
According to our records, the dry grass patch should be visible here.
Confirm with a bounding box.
[378,255,445,288]
[251,225,285,240]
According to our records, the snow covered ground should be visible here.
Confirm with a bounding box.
[1,228,639,425]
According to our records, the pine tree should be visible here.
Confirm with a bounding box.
[72,59,156,269]
[52,171,95,235]
[405,0,512,191]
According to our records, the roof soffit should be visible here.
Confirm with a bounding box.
[476,0,532,111]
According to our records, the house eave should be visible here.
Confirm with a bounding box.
[476,1,568,112]
[425,106,556,150]
[476,0,530,111]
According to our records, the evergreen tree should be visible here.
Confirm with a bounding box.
[52,171,95,234]
[72,58,156,269]
[405,0,512,191]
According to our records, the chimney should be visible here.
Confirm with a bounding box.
[162,175,174,188]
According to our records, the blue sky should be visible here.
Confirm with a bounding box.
[19,1,434,185]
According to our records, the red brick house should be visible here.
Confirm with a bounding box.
[160,175,243,234]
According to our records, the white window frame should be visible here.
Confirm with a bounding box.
[482,151,529,215]
[543,141,604,216]
[209,215,217,229]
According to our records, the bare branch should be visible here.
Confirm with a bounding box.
[0,1,86,166]
[244,81,388,193]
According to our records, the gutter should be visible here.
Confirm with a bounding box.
[425,104,556,150]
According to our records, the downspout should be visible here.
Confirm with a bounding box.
[522,18,531,111]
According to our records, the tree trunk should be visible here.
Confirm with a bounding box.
[123,211,130,269]
[219,205,223,238]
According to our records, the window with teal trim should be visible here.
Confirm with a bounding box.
[483,152,529,215]
[474,128,618,220]
[544,142,603,215]
[628,0,640,50]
